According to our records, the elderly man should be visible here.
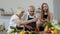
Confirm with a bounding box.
[22,6,38,31]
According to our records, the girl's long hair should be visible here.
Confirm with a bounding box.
[41,3,50,21]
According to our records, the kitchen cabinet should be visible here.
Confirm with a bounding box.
[0,31,7,34]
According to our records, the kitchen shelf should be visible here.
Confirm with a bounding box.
[1,14,13,16]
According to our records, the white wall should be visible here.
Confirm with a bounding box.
[53,0,60,21]
[0,0,54,13]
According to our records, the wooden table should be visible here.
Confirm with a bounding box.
[40,30,60,34]
[18,30,60,34]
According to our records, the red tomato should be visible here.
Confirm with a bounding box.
[47,29,51,33]
[34,28,39,32]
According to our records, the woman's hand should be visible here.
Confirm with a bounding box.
[44,19,47,22]
[39,19,47,27]
[41,19,45,22]
[41,19,48,22]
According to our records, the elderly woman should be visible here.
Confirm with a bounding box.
[7,7,25,33]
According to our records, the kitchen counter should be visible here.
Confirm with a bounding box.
[39,31,60,34]
[0,31,7,34]
[17,30,60,34]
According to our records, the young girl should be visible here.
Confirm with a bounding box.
[38,3,53,31]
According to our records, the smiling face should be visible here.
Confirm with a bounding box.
[43,4,48,12]
[41,3,49,18]
[20,10,24,17]
[42,3,48,12]
[16,7,25,17]
[28,6,35,16]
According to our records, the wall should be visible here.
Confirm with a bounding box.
[0,0,54,12]
[53,0,60,21]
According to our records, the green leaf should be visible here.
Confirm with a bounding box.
[45,22,53,28]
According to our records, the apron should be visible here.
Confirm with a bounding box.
[25,15,36,31]
[39,15,48,31]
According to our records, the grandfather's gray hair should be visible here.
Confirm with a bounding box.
[28,5,35,10]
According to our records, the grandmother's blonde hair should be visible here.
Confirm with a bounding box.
[15,7,24,15]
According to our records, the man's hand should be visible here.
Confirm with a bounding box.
[26,25,33,30]
[32,18,38,22]
[24,25,33,30]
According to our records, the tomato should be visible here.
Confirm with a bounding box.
[34,28,39,32]
[47,28,51,33]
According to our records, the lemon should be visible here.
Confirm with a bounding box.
[54,29,58,34]
[19,30,25,34]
